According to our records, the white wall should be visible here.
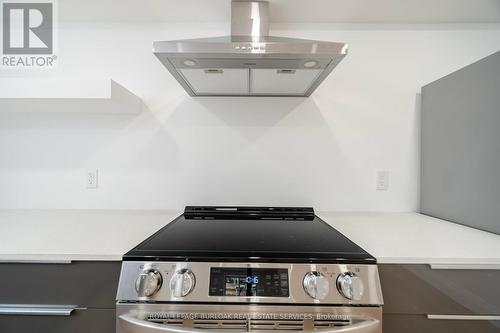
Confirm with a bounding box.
[1,22,500,211]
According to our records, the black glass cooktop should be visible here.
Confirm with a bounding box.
[124,206,375,264]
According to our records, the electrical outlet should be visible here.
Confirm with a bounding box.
[86,169,98,189]
[376,170,389,191]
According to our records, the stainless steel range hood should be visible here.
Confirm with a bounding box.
[153,1,348,97]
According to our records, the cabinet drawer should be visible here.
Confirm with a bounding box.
[0,262,121,308]
[0,308,114,333]
[379,264,500,315]
[383,314,500,333]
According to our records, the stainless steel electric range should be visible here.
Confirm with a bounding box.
[116,206,383,333]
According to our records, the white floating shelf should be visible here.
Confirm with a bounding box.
[0,79,143,114]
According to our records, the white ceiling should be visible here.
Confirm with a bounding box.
[59,0,500,23]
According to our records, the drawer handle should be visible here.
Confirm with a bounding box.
[0,259,72,264]
[0,304,78,316]
[427,315,500,321]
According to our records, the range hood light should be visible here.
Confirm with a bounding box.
[183,59,197,67]
[303,60,319,68]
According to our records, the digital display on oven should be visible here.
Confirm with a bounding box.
[209,268,289,297]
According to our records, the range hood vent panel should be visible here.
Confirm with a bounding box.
[153,1,348,97]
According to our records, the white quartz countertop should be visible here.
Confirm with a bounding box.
[1,210,500,266]
[0,209,182,262]
[317,212,500,266]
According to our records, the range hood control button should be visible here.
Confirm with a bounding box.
[170,269,196,297]
[135,269,163,297]
[303,271,329,300]
[336,272,364,300]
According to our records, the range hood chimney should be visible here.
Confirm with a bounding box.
[153,1,348,97]
[231,1,270,37]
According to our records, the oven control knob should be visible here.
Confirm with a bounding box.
[170,269,196,297]
[336,272,364,301]
[135,269,162,297]
[303,271,329,300]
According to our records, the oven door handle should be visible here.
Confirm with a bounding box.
[119,314,380,333]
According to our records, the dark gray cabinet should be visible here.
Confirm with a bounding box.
[0,261,121,333]
[0,261,121,308]
[0,309,115,333]
[384,314,500,333]
[379,264,500,333]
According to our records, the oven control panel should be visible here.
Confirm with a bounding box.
[209,267,289,297]
[116,261,383,306]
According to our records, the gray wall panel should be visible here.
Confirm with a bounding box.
[421,51,500,234]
